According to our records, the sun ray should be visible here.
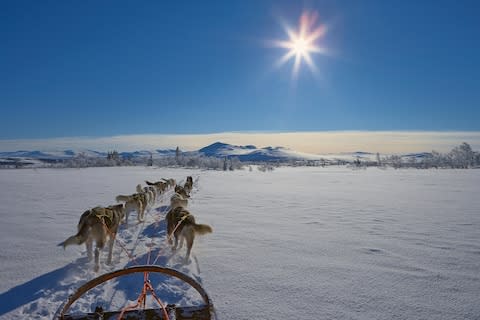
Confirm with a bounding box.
[292,53,302,79]
[302,52,318,74]
[276,50,297,68]
[271,11,327,79]
[272,40,296,49]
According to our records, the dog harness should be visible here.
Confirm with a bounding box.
[92,207,114,226]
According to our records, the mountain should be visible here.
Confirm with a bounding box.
[155,149,177,156]
[198,142,257,157]
[0,142,322,164]
[119,151,152,159]
[1,142,429,165]
[0,150,71,159]
[198,142,322,161]
[402,152,432,159]
[0,150,106,159]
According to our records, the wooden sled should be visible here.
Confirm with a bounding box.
[54,265,215,320]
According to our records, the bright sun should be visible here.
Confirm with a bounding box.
[292,38,308,54]
[272,11,327,79]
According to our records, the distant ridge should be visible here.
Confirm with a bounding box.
[0,141,390,163]
[198,142,257,157]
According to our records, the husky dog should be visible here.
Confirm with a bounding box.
[145,180,167,196]
[174,185,190,198]
[59,204,125,272]
[183,176,193,195]
[166,207,212,261]
[170,192,188,210]
[116,193,147,224]
[136,184,155,206]
[145,186,157,204]
[162,178,176,188]
[154,178,177,188]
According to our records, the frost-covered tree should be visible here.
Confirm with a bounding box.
[430,150,443,168]
[475,152,480,167]
[147,153,153,166]
[257,162,276,172]
[229,157,242,170]
[387,155,402,169]
[223,157,228,171]
[376,152,381,166]
[449,142,475,168]
[175,146,181,164]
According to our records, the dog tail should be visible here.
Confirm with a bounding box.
[193,223,213,235]
[58,234,83,249]
[136,184,143,193]
[116,194,132,202]
[145,180,155,186]
[59,216,90,249]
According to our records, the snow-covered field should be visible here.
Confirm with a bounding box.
[0,166,479,319]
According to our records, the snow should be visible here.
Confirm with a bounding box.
[0,167,479,319]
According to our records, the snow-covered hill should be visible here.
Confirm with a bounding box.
[0,141,436,166]
[197,142,324,161]
[0,142,325,164]
[198,142,257,157]
[0,149,106,159]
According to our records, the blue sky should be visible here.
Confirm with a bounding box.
[1,1,479,152]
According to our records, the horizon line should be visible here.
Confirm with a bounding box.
[0,130,479,154]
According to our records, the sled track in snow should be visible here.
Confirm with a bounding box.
[52,175,209,319]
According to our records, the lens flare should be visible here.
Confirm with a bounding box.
[272,11,327,79]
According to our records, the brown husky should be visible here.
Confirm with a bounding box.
[136,184,155,206]
[145,180,168,195]
[174,185,190,198]
[165,207,212,261]
[115,193,146,224]
[163,178,176,188]
[59,204,125,272]
[183,176,193,195]
[170,192,188,210]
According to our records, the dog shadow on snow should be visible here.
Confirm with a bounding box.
[116,251,205,308]
[0,255,200,317]
[141,218,167,239]
[0,207,203,317]
[0,256,90,317]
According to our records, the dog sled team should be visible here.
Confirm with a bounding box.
[60,175,212,272]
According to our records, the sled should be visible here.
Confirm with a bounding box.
[54,265,215,320]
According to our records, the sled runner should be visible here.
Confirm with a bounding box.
[54,265,215,320]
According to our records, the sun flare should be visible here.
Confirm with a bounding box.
[272,11,327,79]
[292,37,308,54]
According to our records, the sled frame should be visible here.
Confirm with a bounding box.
[54,265,215,320]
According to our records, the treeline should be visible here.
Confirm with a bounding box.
[153,154,243,171]
[286,142,480,169]
[35,153,245,171]
[383,142,479,169]
[2,142,478,170]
